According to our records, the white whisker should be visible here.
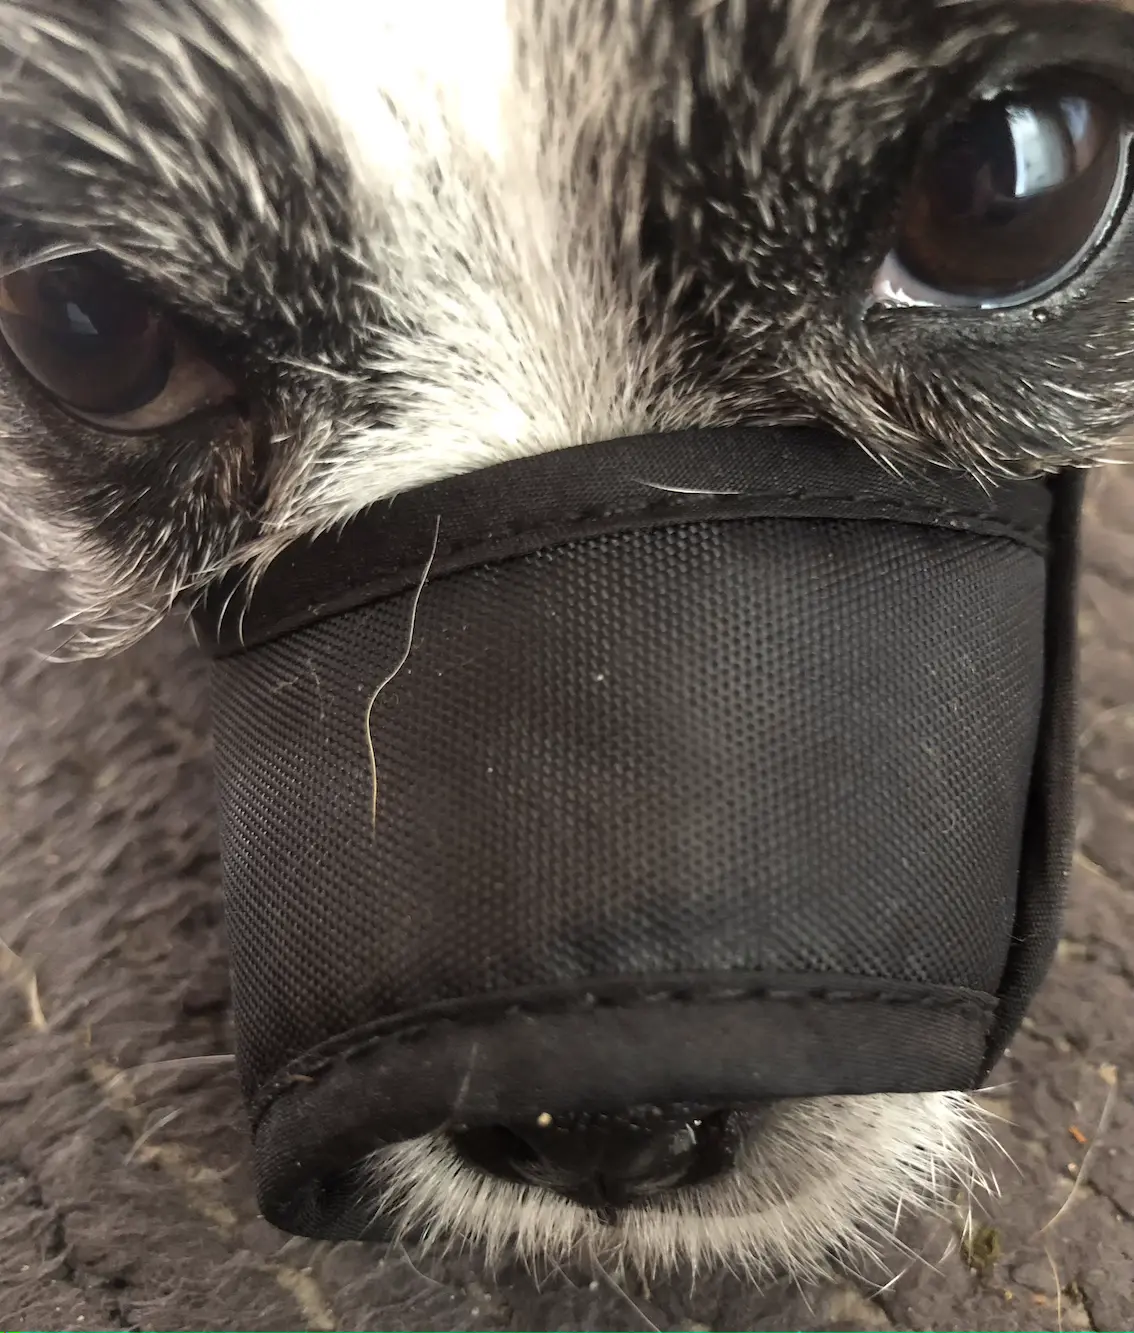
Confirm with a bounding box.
[362,1091,989,1283]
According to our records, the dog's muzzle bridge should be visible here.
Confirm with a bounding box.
[192,425,1083,1241]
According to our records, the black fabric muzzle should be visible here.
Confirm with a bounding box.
[193,424,1083,1241]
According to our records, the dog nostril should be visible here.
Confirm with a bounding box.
[449,1123,542,1182]
[451,1109,739,1212]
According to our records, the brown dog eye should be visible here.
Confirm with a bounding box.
[0,256,234,429]
[874,81,1129,308]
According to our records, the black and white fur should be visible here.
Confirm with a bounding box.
[0,0,1129,1284]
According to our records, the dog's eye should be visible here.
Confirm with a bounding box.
[0,256,234,430]
[873,80,1129,309]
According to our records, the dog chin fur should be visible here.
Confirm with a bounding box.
[364,1092,990,1281]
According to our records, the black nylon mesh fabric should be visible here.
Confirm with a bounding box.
[213,514,1047,1109]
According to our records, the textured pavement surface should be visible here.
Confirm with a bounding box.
[0,467,1131,1332]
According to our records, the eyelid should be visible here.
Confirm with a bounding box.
[0,240,99,282]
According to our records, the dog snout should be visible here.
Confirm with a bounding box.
[450,1107,745,1215]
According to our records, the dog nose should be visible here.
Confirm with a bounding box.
[451,1109,740,1214]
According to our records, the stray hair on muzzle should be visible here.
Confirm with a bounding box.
[192,424,1083,1241]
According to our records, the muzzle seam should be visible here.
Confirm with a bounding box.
[203,492,1049,654]
[248,984,996,1129]
[361,493,1048,576]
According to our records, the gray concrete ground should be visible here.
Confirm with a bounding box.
[0,469,1131,1332]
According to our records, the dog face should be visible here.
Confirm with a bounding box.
[0,0,1124,1281]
